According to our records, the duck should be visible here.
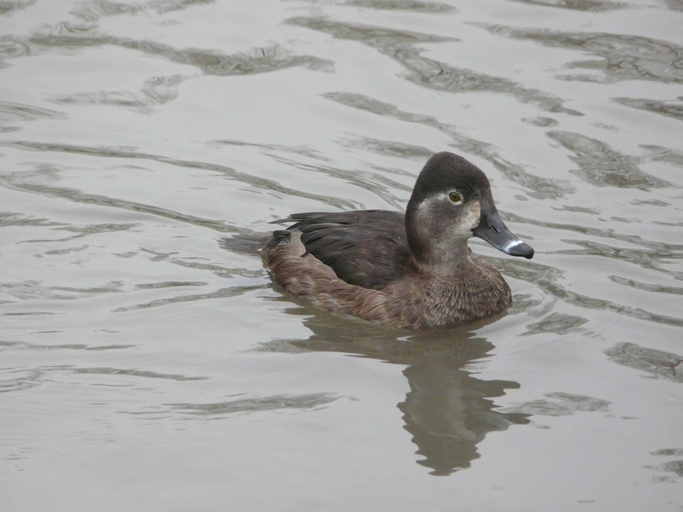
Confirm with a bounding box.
[262,151,533,329]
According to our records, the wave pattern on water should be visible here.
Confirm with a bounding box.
[500,392,611,417]
[1,142,360,210]
[164,393,341,417]
[1,0,682,508]
[324,92,569,199]
[547,130,671,189]
[343,0,456,11]
[499,257,683,327]
[52,74,185,113]
[26,24,332,76]
[71,0,215,20]
[289,16,581,115]
[508,0,626,11]
[605,342,683,382]
[613,97,683,122]
[0,0,35,15]
[478,23,683,84]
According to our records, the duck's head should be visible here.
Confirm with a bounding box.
[405,152,534,266]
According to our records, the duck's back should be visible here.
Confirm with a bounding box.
[278,210,412,290]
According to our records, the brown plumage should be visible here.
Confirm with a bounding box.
[262,152,533,329]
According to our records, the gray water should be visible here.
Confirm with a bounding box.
[1,0,682,510]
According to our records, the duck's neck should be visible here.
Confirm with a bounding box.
[411,237,474,279]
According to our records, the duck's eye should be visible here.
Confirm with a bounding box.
[448,191,464,205]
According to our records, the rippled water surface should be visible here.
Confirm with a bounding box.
[2,0,682,510]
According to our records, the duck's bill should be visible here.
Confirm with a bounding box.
[473,209,534,259]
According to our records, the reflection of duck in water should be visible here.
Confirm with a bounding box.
[263,152,533,329]
[260,311,529,475]
[399,335,528,475]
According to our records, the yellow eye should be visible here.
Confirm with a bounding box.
[448,191,464,204]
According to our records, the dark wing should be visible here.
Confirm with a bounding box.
[278,210,412,290]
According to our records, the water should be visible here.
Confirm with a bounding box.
[1,0,682,510]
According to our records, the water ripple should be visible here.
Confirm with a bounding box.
[656,461,683,479]
[652,449,683,457]
[0,36,30,60]
[20,222,138,244]
[0,101,66,122]
[264,153,410,209]
[0,0,35,15]
[324,91,568,198]
[163,393,341,418]
[1,141,359,211]
[479,24,683,84]
[508,0,626,11]
[211,139,330,162]
[553,239,682,278]
[27,24,332,76]
[343,136,433,161]
[135,281,207,290]
[53,74,186,112]
[0,340,134,351]
[0,367,42,393]
[499,258,683,327]
[74,367,206,381]
[288,16,456,45]
[500,392,610,417]
[0,279,123,301]
[605,342,683,382]
[608,275,683,295]
[140,249,266,278]
[522,312,588,335]
[343,0,455,12]
[71,0,214,20]
[113,284,265,312]
[614,97,683,122]
[642,145,683,170]
[289,16,580,115]
[0,177,238,233]
[548,130,672,189]
[504,211,683,253]
[0,212,64,228]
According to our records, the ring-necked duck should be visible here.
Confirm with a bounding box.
[262,152,533,329]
